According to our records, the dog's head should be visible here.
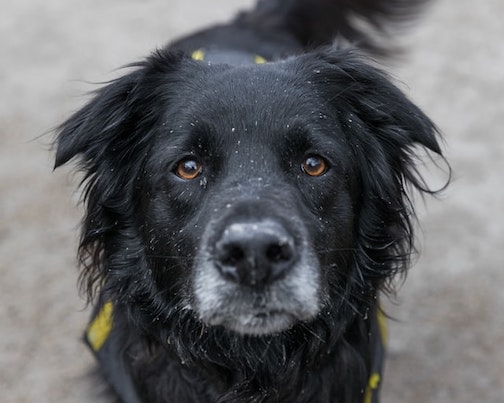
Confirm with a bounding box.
[55,49,445,338]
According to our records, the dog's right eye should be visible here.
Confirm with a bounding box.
[301,155,329,177]
[174,158,202,180]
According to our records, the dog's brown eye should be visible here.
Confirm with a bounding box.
[175,159,202,180]
[301,156,328,177]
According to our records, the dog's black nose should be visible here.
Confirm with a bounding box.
[214,220,297,287]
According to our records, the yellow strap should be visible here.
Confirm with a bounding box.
[191,48,267,64]
[191,49,205,61]
[363,308,387,402]
[363,373,381,403]
[253,54,267,64]
[86,301,114,352]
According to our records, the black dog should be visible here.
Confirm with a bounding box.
[55,0,447,402]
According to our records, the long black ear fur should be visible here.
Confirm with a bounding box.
[54,51,186,169]
[54,70,140,169]
[304,49,448,287]
[54,50,186,298]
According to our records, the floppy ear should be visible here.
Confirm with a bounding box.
[55,50,186,169]
[54,71,140,169]
[54,50,185,298]
[309,50,448,286]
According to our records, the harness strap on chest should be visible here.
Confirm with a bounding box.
[85,300,387,403]
[363,308,387,403]
[85,301,142,403]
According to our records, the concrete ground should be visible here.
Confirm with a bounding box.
[1,0,502,402]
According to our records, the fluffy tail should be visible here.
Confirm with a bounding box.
[236,0,431,53]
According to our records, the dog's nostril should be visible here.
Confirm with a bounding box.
[214,221,297,287]
[222,244,246,266]
[266,242,293,263]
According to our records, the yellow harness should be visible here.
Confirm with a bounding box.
[190,48,267,65]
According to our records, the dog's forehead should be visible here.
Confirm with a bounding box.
[156,61,348,171]
[180,62,323,129]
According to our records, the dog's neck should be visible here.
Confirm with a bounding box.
[86,299,385,402]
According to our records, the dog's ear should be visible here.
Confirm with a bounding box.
[54,50,186,170]
[307,50,449,286]
[309,50,444,187]
[54,71,140,169]
[54,50,186,299]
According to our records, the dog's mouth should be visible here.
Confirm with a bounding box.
[205,308,297,336]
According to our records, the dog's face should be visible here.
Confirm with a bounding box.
[141,63,358,335]
[55,50,443,339]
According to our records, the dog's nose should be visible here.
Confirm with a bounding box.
[214,220,297,287]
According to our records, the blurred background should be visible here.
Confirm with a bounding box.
[1,0,502,401]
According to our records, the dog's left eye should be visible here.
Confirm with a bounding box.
[174,158,202,180]
[301,156,329,177]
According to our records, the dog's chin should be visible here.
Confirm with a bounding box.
[205,310,299,336]
[193,274,321,336]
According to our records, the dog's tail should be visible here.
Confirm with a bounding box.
[236,0,431,53]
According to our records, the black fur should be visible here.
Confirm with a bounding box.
[55,0,447,402]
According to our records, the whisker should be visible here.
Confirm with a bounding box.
[145,254,189,261]
[315,246,358,253]
[298,323,326,344]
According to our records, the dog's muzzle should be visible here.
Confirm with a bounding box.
[192,207,321,335]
